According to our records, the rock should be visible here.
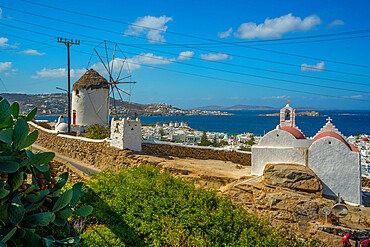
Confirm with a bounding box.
[263,163,323,193]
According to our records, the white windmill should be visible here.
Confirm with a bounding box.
[72,42,136,131]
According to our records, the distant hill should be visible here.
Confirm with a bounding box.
[192,105,279,111]
[191,105,333,111]
[0,93,231,116]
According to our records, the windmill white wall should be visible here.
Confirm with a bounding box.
[72,88,109,126]
[110,117,142,152]
[71,69,110,129]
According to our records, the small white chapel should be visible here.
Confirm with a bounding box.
[252,98,362,205]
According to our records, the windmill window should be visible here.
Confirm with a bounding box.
[328,141,331,144]
[76,90,79,95]
[277,134,279,137]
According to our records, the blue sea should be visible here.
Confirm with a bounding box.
[36,110,370,137]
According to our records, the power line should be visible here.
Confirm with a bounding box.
[2,6,370,77]
[2,22,369,94]
[15,0,370,69]
[0,17,370,86]
[2,18,368,87]
[1,30,369,103]
[86,34,370,47]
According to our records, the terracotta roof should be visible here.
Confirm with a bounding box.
[313,132,358,152]
[349,144,360,153]
[72,69,108,91]
[363,138,369,142]
[280,126,306,139]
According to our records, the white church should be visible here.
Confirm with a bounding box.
[252,98,362,205]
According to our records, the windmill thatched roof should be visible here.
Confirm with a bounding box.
[72,69,108,91]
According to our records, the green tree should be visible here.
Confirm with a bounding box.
[86,124,109,139]
[199,131,210,146]
[159,128,165,137]
[247,135,255,146]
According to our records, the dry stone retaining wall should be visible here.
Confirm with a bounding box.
[30,125,251,170]
[142,142,251,166]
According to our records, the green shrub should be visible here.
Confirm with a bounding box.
[0,97,92,247]
[85,124,108,139]
[81,165,325,246]
[77,226,144,247]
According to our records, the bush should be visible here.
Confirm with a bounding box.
[81,165,325,246]
[0,97,92,246]
[85,124,108,139]
[77,226,144,247]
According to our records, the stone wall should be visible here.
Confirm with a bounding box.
[142,142,251,166]
[31,126,251,171]
[31,126,141,171]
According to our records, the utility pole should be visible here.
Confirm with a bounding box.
[57,38,80,133]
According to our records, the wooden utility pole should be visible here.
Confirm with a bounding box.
[57,38,80,133]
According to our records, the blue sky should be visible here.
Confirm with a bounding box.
[0,0,369,109]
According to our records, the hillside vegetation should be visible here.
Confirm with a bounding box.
[79,165,324,246]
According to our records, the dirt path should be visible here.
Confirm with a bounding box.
[32,144,101,175]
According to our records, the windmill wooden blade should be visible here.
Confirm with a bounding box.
[111,44,117,76]
[114,85,127,111]
[95,87,113,115]
[104,41,112,81]
[116,87,131,96]
[116,57,127,82]
[118,75,132,81]
[94,48,113,78]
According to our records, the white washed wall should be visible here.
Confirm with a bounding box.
[309,136,362,205]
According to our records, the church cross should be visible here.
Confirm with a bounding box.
[286,97,291,104]
[326,117,332,122]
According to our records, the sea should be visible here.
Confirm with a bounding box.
[35,110,370,137]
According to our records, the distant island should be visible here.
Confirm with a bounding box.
[0,93,233,117]
[192,105,332,111]
[259,111,323,117]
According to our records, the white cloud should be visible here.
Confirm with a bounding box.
[0,37,19,49]
[178,51,194,60]
[90,53,175,75]
[20,49,45,56]
[0,62,12,72]
[344,94,363,99]
[261,95,287,100]
[327,19,344,28]
[218,28,233,38]
[234,13,322,39]
[0,37,9,47]
[199,52,231,61]
[125,15,173,43]
[32,68,86,79]
[301,61,325,72]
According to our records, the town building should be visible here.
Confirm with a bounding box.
[110,117,142,152]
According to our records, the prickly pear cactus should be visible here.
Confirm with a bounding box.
[0,97,93,247]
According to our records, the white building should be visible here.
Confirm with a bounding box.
[169,121,175,127]
[174,121,179,127]
[72,69,109,131]
[252,99,362,205]
[110,117,142,152]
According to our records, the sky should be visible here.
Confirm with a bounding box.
[0,0,369,109]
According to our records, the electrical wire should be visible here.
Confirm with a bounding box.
[1,29,369,102]
[14,1,370,69]
[1,5,370,76]
[1,19,370,88]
